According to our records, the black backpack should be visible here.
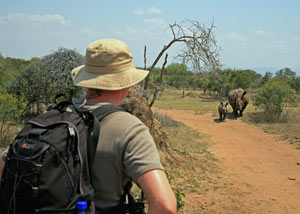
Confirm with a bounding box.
[0,96,130,214]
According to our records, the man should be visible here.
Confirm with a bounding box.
[71,39,177,213]
[0,39,177,214]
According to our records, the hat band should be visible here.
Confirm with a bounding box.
[85,60,134,74]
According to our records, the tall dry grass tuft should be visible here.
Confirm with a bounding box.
[0,122,20,149]
[244,109,300,148]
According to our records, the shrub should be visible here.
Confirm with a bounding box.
[165,168,185,209]
[8,48,84,116]
[254,80,298,121]
[0,92,26,147]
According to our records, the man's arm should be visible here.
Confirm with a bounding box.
[137,169,177,214]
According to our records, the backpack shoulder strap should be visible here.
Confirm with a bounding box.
[92,104,126,121]
[87,104,126,173]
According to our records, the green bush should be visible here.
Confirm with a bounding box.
[254,80,298,121]
[0,92,26,147]
[164,168,185,209]
[7,48,84,116]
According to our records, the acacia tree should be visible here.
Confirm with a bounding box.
[143,20,221,105]
[8,48,84,115]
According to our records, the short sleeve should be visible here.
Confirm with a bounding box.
[120,114,163,182]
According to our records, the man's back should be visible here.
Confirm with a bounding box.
[84,102,163,211]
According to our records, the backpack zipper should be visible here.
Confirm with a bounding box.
[27,120,84,194]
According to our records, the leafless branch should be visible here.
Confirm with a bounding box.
[143,19,221,93]
[144,45,147,70]
[149,54,168,107]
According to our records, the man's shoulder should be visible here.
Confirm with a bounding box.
[105,110,142,125]
[81,101,145,128]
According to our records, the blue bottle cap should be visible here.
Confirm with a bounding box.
[76,201,88,210]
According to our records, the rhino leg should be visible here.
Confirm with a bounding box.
[240,103,248,117]
[234,109,238,117]
[219,112,223,121]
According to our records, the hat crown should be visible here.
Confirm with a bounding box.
[85,39,133,68]
[71,38,149,90]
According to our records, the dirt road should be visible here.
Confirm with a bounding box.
[155,109,300,214]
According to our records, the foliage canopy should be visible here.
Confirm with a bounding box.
[7,48,84,115]
[254,79,298,120]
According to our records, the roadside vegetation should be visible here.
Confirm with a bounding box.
[153,111,218,210]
[1,49,300,164]
[1,37,300,212]
[154,88,300,149]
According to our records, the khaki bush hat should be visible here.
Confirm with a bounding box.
[72,39,149,90]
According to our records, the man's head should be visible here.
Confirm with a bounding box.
[72,39,149,91]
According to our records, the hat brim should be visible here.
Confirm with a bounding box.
[72,65,149,90]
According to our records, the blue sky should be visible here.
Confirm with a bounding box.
[1,0,299,75]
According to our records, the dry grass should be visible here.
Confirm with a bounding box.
[154,112,219,197]
[243,108,300,149]
[0,123,22,149]
[153,88,300,212]
[155,88,300,149]
[154,89,220,114]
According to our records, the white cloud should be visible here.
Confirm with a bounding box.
[252,30,267,36]
[264,41,290,51]
[224,32,247,41]
[29,14,70,25]
[0,13,71,26]
[133,7,162,15]
[146,7,161,14]
[133,8,144,15]
[292,36,300,42]
[145,18,165,26]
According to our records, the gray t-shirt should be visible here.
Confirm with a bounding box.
[84,101,163,209]
[1,101,163,209]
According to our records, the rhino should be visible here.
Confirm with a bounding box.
[218,101,228,121]
[228,88,249,117]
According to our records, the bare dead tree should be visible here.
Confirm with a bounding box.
[149,53,168,107]
[143,19,221,102]
[144,46,147,70]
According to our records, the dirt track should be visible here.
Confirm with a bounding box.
[155,109,300,214]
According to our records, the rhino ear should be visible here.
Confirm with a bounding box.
[220,101,223,106]
[242,91,247,99]
[225,102,228,107]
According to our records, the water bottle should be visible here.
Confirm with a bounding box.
[76,201,88,214]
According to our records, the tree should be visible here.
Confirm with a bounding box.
[8,48,84,115]
[143,20,221,104]
[0,92,26,147]
[201,68,262,99]
[165,63,193,97]
[254,79,298,121]
[0,56,32,86]
[289,76,300,94]
[261,71,273,85]
[274,67,296,81]
[272,67,300,94]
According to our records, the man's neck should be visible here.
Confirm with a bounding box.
[86,88,129,106]
[87,94,119,105]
